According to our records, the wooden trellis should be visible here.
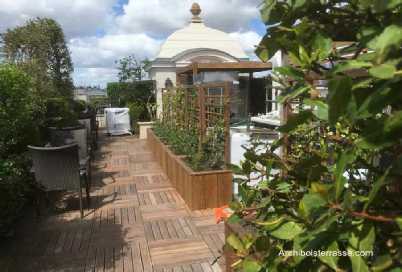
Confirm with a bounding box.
[161,82,231,164]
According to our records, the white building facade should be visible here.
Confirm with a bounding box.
[147,3,249,116]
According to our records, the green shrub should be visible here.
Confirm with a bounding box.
[0,64,44,154]
[107,81,155,121]
[0,156,36,236]
[0,64,43,237]
[227,1,402,271]
[127,101,145,133]
[44,98,81,128]
[153,119,225,171]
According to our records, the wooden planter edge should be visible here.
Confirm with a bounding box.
[147,128,233,210]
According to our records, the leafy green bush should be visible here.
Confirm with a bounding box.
[0,64,44,154]
[153,121,199,156]
[0,64,43,236]
[127,101,145,133]
[44,98,82,128]
[107,81,156,134]
[0,156,36,236]
[227,1,402,271]
[107,81,155,121]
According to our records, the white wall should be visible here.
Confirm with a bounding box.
[149,68,177,118]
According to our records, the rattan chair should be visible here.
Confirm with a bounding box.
[49,125,91,183]
[28,144,90,218]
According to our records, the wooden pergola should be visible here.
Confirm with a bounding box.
[176,61,273,84]
[176,61,273,116]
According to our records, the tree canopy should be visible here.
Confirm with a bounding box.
[3,18,74,98]
[116,55,150,82]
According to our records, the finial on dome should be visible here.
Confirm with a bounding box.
[190,3,202,23]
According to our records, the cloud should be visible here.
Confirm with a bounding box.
[229,31,262,58]
[115,0,261,37]
[0,0,116,37]
[0,0,266,87]
[69,33,162,68]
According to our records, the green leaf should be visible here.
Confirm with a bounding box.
[348,247,369,272]
[334,151,355,201]
[363,168,390,211]
[276,182,292,193]
[227,233,245,253]
[332,60,372,74]
[318,241,339,271]
[349,223,375,252]
[227,214,242,224]
[298,45,311,66]
[360,112,402,147]
[278,110,315,133]
[299,193,327,220]
[269,221,303,240]
[256,217,284,231]
[256,45,270,62]
[372,0,402,13]
[311,182,331,197]
[291,0,306,9]
[242,234,256,250]
[274,66,305,80]
[312,33,332,60]
[288,51,302,67]
[328,76,353,124]
[304,99,328,121]
[369,64,396,79]
[260,0,285,25]
[384,111,402,135]
[278,85,310,103]
[368,24,402,57]
[242,258,262,272]
[372,254,393,271]
[396,217,402,230]
[255,235,271,251]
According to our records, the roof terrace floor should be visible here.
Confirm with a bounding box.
[0,132,225,272]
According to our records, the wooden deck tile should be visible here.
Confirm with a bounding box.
[149,239,213,267]
[1,135,226,271]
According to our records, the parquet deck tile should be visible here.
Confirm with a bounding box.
[2,133,225,271]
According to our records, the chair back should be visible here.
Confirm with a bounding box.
[28,144,80,191]
[49,126,88,160]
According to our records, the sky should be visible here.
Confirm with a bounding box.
[0,0,266,88]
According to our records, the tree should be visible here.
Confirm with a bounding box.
[116,55,149,82]
[3,18,74,98]
[227,1,402,271]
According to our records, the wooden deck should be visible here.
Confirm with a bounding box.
[1,135,226,271]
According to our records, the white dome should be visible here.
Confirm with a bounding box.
[156,22,248,60]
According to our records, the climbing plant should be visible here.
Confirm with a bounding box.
[153,87,227,171]
[227,1,402,271]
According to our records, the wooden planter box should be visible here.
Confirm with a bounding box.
[147,129,233,210]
